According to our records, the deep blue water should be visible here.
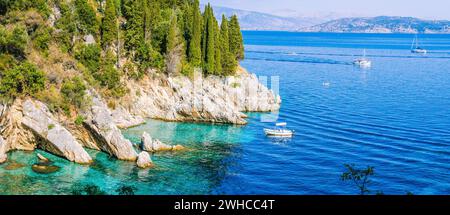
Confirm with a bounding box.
[1,32,449,194]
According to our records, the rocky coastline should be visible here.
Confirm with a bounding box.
[0,68,281,168]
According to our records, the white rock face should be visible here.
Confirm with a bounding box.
[136,151,153,168]
[111,106,145,129]
[141,132,153,152]
[82,92,138,161]
[0,135,7,163]
[114,68,281,127]
[21,99,92,164]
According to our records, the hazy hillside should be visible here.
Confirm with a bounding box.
[207,5,322,31]
[301,16,450,33]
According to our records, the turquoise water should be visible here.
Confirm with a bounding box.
[1,32,450,194]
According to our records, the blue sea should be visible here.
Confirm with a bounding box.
[1,32,450,195]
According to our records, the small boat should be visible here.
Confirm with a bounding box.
[353,49,372,68]
[411,34,427,54]
[264,122,294,137]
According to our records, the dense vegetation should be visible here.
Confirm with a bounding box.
[0,0,244,109]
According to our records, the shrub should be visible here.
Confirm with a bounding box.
[61,77,88,109]
[0,24,29,59]
[74,0,99,34]
[75,44,101,74]
[32,25,52,53]
[0,62,46,99]
[74,115,85,126]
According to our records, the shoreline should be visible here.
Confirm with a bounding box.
[0,67,281,169]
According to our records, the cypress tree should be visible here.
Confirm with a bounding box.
[188,0,202,67]
[229,15,244,61]
[74,0,98,34]
[123,0,144,51]
[165,11,183,74]
[214,18,222,74]
[220,15,237,75]
[101,0,118,49]
[204,5,215,74]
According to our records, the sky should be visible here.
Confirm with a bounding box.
[200,0,450,20]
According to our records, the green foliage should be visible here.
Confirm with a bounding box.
[54,1,77,52]
[202,4,216,75]
[0,53,17,71]
[0,0,50,17]
[229,15,244,61]
[165,11,184,74]
[188,0,202,67]
[61,77,88,109]
[74,115,85,126]
[75,44,101,74]
[32,25,52,53]
[123,0,144,51]
[101,0,118,49]
[74,0,99,34]
[220,15,237,75]
[0,62,46,99]
[48,124,55,130]
[135,42,164,73]
[0,24,29,59]
[341,164,375,195]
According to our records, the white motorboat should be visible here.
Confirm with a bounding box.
[264,122,294,137]
[411,34,427,54]
[353,49,372,68]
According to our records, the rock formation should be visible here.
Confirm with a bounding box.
[136,151,153,168]
[141,132,184,152]
[21,99,92,164]
[0,135,7,164]
[81,92,138,161]
[114,68,281,128]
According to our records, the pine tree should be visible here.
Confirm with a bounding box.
[220,15,237,75]
[101,0,118,49]
[229,15,244,61]
[188,0,202,67]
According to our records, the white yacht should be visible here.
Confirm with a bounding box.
[411,34,427,54]
[264,122,294,137]
[353,49,372,68]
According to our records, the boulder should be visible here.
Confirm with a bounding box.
[141,132,153,152]
[82,92,138,161]
[84,34,96,45]
[136,151,153,168]
[21,99,92,164]
[0,135,7,164]
[32,164,60,174]
[37,153,50,163]
[152,139,174,151]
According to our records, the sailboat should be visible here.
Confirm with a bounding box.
[411,34,427,54]
[353,49,372,68]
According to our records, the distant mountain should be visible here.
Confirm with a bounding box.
[301,16,450,33]
[207,5,322,31]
